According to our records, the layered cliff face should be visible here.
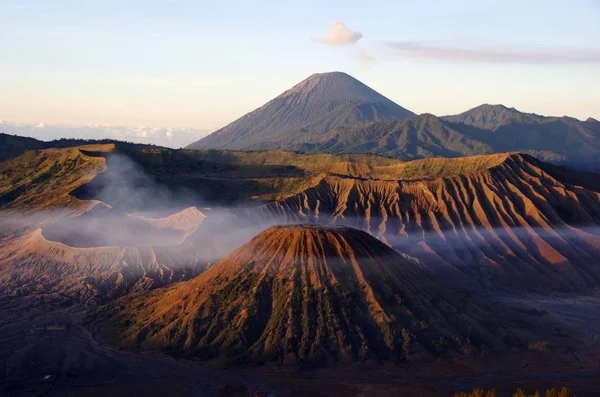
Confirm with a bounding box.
[98,225,521,365]
[254,154,600,291]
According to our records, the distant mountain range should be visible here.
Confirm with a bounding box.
[187,72,600,171]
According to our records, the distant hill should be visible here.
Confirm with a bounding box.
[0,133,131,163]
[0,134,48,163]
[268,113,493,158]
[441,104,548,130]
[0,132,199,164]
[187,72,415,150]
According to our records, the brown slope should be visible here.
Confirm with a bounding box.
[254,154,600,291]
[98,225,522,366]
[0,145,113,212]
[0,133,120,163]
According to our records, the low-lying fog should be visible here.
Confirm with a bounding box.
[2,152,600,273]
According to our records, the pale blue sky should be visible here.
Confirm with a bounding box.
[1,0,599,130]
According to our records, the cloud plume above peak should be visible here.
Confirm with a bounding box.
[389,41,600,65]
[321,21,363,45]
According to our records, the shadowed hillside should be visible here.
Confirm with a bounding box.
[267,112,600,171]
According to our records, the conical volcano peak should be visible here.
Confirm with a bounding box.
[250,223,396,256]
[187,72,414,150]
[257,222,386,239]
[299,71,354,85]
[308,71,351,79]
[100,224,522,366]
[229,224,399,276]
[281,71,392,105]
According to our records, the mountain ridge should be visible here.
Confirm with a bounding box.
[271,111,600,171]
[252,152,600,291]
[183,72,600,171]
[441,104,549,130]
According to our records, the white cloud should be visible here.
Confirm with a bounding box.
[133,127,149,138]
[0,121,211,148]
[388,41,600,64]
[321,21,362,46]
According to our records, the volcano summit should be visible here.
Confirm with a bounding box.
[187,72,415,151]
[99,224,522,366]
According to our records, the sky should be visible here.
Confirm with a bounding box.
[1,0,599,143]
